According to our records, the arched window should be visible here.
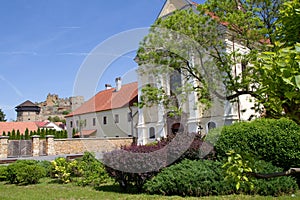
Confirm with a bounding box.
[171,123,184,134]
[207,121,216,131]
[149,127,155,139]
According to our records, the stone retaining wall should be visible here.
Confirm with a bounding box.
[0,136,133,158]
[52,138,132,155]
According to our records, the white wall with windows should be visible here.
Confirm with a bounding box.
[66,106,138,138]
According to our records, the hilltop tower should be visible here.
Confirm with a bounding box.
[15,100,41,122]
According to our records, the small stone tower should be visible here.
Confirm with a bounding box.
[15,100,41,122]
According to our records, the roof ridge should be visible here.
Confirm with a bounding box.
[66,82,138,117]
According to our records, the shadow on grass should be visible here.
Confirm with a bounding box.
[94,183,141,194]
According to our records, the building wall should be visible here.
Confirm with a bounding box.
[17,111,40,122]
[136,34,259,145]
[66,106,138,138]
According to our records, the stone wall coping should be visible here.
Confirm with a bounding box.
[31,135,41,138]
[0,136,9,139]
[54,137,133,141]
[46,135,55,138]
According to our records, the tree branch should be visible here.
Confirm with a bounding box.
[248,168,300,179]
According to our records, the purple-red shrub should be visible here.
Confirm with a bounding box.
[103,132,215,191]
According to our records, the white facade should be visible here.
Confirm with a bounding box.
[65,81,139,139]
[66,106,138,138]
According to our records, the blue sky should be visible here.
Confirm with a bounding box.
[0,0,203,121]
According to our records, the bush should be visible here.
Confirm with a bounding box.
[74,152,111,187]
[37,160,52,177]
[0,165,8,181]
[222,150,298,196]
[51,152,111,187]
[215,118,300,169]
[51,157,77,183]
[103,132,214,191]
[205,127,222,145]
[144,159,298,197]
[245,160,298,196]
[144,159,232,196]
[6,160,46,185]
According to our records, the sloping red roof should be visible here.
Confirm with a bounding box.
[66,82,138,117]
[0,122,39,135]
[35,121,49,127]
[74,129,97,137]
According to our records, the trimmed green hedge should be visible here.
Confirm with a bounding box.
[143,159,297,197]
[6,160,46,185]
[215,118,300,169]
[0,166,7,181]
[144,159,231,196]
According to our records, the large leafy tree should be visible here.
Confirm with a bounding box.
[136,0,300,124]
[252,0,300,122]
[0,108,6,122]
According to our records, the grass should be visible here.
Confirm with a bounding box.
[0,178,299,200]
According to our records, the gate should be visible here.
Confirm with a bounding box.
[39,140,47,156]
[8,140,32,158]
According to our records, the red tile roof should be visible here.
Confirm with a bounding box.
[0,121,64,135]
[74,129,97,137]
[35,121,49,127]
[0,122,39,135]
[66,82,138,117]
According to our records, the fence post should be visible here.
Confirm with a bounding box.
[46,135,55,155]
[31,135,40,157]
[0,136,9,159]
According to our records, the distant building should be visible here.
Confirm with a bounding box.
[15,94,84,122]
[37,93,84,121]
[65,79,138,138]
[0,120,63,135]
[15,100,41,122]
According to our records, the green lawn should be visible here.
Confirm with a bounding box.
[0,178,298,200]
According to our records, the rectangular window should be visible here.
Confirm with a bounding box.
[149,127,155,139]
[103,116,107,125]
[115,114,119,123]
[70,121,73,128]
[128,112,132,122]
[76,120,78,127]
[93,118,96,126]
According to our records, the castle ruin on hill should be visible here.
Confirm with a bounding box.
[16,94,84,122]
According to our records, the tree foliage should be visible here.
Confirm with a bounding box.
[0,108,6,122]
[136,0,300,123]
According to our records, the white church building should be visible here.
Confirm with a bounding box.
[135,0,257,145]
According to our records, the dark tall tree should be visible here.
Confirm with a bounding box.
[0,108,6,122]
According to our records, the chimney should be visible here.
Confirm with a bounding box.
[115,77,121,92]
[105,84,112,90]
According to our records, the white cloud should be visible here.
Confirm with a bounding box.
[0,51,37,56]
[58,52,134,58]
[59,26,81,29]
[0,75,24,97]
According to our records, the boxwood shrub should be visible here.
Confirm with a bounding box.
[143,159,297,197]
[215,118,300,169]
[143,159,232,196]
[6,160,46,185]
[0,165,7,181]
